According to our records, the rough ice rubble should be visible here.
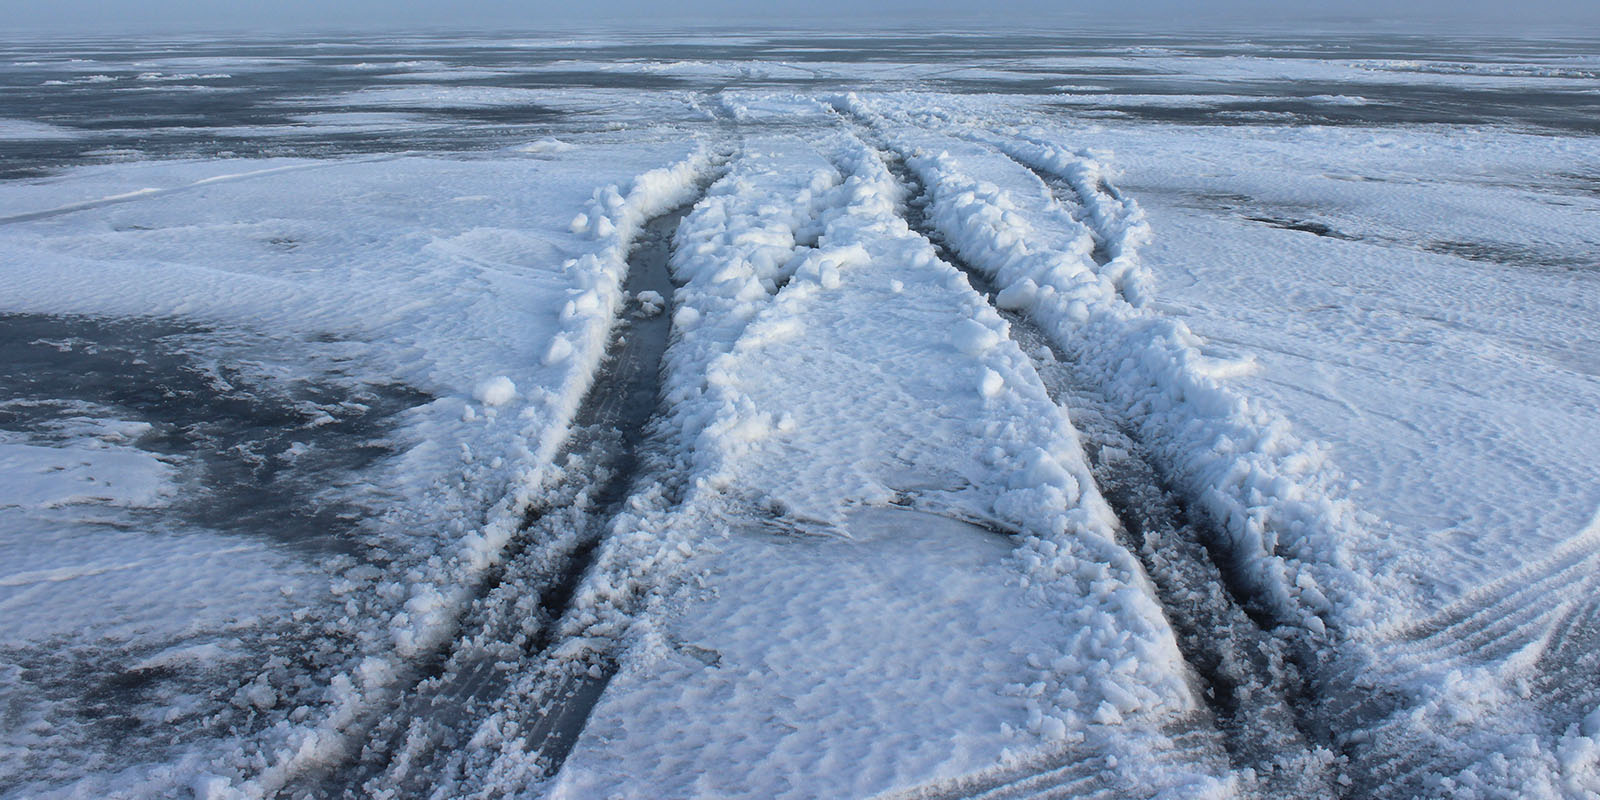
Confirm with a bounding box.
[541,134,1230,799]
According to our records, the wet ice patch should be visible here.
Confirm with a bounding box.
[0,314,429,550]
[0,313,430,796]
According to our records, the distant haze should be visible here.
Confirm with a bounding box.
[7,0,1600,35]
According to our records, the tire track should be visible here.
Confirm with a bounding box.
[322,196,708,798]
[1008,159,1113,267]
[486,202,705,777]
[402,140,857,796]
[873,743,1121,800]
[875,722,1241,800]
[841,117,1341,797]
[1333,509,1600,798]
[973,133,1156,307]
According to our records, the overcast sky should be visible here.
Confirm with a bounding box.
[6,0,1599,34]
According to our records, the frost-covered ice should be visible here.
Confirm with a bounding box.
[2,30,1598,800]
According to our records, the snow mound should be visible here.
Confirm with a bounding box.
[516,136,577,154]
[472,376,518,406]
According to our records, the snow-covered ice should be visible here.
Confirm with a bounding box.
[1,30,1597,800]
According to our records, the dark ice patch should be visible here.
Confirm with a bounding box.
[1425,239,1596,273]
[0,615,362,791]
[0,313,429,553]
[1245,215,1359,240]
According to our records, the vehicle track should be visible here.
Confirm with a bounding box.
[1329,509,1600,798]
[979,131,1599,799]
[1007,160,1113,267]
[487,203,700,780]
[856,129,1342,798]
[437,140,864,794]
[321,199,702,798]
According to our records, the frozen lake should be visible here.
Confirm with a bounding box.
[1,31,1597,800]
[4,32,1598,176]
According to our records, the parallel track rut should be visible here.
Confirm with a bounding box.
[855,127,1341,797]
[284,118,1583,798]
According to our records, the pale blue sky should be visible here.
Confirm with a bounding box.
[6,0,1598,33]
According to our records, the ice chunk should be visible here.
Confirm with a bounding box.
[635,289,665,317]
[190,774,235,800]
[979,368,1005,398]
[953,318,1001,356]
[673,305,701,329]
[994,278,1039,310]
[543,336,574,365]
[1092,701,1124,725]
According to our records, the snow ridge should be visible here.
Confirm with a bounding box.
[661,140,842,490]
[554,139,843,661]
[983,133,1157,308]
